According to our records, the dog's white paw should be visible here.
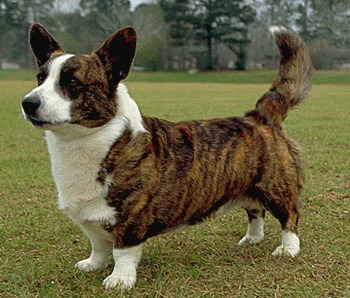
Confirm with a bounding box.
[102,269,136,290]
[238,217,264,246]
[272,244,300,257]
[272,231,300,257]
[238,234,264,246]
[75,258,105,272]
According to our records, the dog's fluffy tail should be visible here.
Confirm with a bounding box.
[247,26,313,127]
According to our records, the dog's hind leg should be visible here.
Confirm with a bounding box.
[238,208,265,246]
[254,163,302,257]
[270,202,300,257]
[258,189,300,257]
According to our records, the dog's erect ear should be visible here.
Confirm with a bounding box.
[29,23,64,68]
[94,27,136,85]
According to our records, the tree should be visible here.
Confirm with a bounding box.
[0,0,55,67]
[0,0,17,66]
[53,11,97,54]
[132,3,167,70]
[160,0,255,70]
[79,0,132,40]
[310,0,350,44]
[296,0,350,68]
[215,1,256,70]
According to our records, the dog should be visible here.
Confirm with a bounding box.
[22,23,312,290]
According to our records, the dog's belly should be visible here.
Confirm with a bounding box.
[214,197,263,217]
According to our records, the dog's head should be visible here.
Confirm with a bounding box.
[22,23,136,129]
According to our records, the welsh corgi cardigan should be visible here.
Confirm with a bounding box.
[22,24,312,290]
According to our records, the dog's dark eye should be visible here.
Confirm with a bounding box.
[67,75,83,88]
[70,77,79,86]
[60,72,84,98]
[37,72,47,85]
[65,75,83,97]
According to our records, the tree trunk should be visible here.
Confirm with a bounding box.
[234,43,247,70]
[206,25,213,70]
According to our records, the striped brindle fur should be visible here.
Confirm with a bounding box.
[22,23,312,290]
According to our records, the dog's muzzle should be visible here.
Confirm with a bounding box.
[22,94,48,127]
[22,94,41,117]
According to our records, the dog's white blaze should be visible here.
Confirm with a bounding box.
[40,55,73,123]
[24,54,74,124]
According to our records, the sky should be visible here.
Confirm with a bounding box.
[130,0,149,10]
[54,0,150,12]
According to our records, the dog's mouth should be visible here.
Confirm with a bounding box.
[25,114,52,128]
[23,110,69,129]
[30,118,51,127]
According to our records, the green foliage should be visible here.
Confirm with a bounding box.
[0,1,349,70]
[80,0,130,11]
[136,35,165,71]
[258,0,350,68]
[160,0,255,70]
[79,0,132,37]
[161,0,193,46]
[0,0,55,67]
[132,4,167,71]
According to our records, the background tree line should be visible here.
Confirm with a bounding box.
[0,0,349,70]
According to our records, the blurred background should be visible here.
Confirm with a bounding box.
[0,0,349,71]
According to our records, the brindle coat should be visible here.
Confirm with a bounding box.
[95,28,312,248]
[99,101,305,248]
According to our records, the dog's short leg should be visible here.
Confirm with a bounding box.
[103,243,144,290]
[272,230,300,257]
[270,200,300,257]
[238,208,265,246]
[75,224,113,272]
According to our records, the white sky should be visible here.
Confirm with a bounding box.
[54,0,150,12]
[130,0,148,10]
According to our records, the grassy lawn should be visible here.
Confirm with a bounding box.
[0,71,349,297]
[1,68,349,84]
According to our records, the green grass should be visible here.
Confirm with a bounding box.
[1,72,350,297]
[0,69,37,81]
[0,68,349,84]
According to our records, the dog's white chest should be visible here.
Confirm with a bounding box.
[41,84,145,226]
[45,131,116,225]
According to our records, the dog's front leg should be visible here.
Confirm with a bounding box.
[103,243,144,290]
[75,223,113,272]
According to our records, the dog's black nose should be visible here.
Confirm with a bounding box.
[22,94,41,116]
